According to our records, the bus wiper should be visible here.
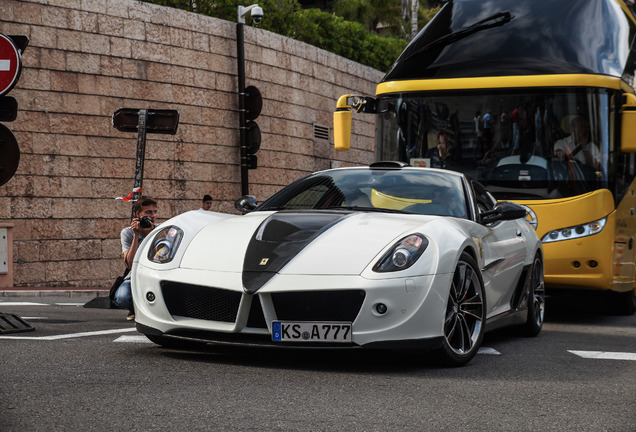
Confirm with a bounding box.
[404,11,513,62]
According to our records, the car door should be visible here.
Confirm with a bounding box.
[471,181,527,317]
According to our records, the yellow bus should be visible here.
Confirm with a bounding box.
[334,0,636,314]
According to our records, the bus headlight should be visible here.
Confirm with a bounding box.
[541,217,606,243]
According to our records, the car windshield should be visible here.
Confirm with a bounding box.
[375,88,611,200]
[258,168,469,218]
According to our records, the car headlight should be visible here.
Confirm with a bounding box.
[373,234,428,272]
[148,226,184,263]
[541,217,606,243]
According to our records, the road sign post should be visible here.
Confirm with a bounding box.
[112,108,179,219]
[0,34,22,97]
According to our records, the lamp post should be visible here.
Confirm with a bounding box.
[236,4,263,196]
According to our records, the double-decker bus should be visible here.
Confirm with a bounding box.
[334,0,636,314]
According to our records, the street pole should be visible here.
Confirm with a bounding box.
[236,20,249,196]
[131,109,147,220]
[236,4,262,197]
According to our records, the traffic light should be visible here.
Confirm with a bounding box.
[245,120,260,169]
[0,34,28,187]
[244,86,262,170]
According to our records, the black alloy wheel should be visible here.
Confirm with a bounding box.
[436,252,486,366]
[522,254,545,336]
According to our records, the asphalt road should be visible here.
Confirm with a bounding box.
[0,294,634,432]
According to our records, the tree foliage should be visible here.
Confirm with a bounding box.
[143,0,414,72]
[334,0,405,37]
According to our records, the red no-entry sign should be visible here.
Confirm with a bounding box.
[0,34,22,97]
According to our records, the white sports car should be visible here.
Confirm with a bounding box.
[131,162,544,366]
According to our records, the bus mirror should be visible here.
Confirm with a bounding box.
[334,110,352,151]
[334,94,353,151]
[621,93,636,152]
[333,94,375,151]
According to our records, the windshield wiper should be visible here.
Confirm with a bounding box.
[404,11,513,63]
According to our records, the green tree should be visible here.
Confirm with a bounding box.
[333,0,405,36]
[142,0,414,71]
[418,4,440,29]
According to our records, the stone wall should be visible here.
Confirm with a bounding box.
[0,0,382,287]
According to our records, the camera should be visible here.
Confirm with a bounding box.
[139,216,153,229]
[251,6,263,24]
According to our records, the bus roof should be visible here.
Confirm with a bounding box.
[383,0,636,84]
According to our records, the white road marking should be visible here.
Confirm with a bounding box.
[115,335,152,343]
[478,347,501,355]
[1,301,95,307]
[0,302,50,306]
[569,350,636,361]
[0,327,137,340]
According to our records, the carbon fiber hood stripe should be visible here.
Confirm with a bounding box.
[242,211,350,294]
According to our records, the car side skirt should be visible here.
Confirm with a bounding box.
[485,309,528,332]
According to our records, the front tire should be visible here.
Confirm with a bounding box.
[611,290,636,316]
[435,252,486,367]
[521,254,545,336]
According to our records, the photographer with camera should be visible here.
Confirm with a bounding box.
[113,196,158,320]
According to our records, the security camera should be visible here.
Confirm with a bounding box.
[238,4,264,25]
[251,6,263,24]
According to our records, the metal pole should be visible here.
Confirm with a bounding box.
[131,109,148,220]
[236,22,249,196]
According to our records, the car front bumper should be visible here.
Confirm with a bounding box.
[131,264,452,348]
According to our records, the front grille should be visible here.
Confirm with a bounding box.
[159,282,365,326]
[160,281,241,322]
[246,296,267,328]
[272,290,365,322]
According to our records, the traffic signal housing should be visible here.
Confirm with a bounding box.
[244,86,262,170]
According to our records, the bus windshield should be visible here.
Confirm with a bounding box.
[376,88,612,200]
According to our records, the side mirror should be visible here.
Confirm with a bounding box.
[333,95,376,152]
[621,93,636,152]
[334,94,352,152]
[480,201,527,225]
[234,195,258,213]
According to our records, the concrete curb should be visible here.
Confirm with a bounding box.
[0,288,109,298]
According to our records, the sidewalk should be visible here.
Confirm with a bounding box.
[0,286,109,298]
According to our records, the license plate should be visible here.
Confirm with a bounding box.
[272,321,352,343]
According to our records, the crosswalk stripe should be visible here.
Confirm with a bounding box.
[0,327,137,340]
[568,350,636,361]
[114,335,152,343]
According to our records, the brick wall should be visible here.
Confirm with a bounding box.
[0,0,382,287]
